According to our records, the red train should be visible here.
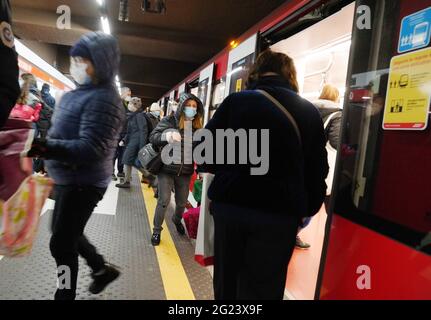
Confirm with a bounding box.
[162,0,431,299]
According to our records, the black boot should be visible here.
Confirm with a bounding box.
[151,233,161,246]
[89,264,121,295]
[174,222,185,236]
[115,181,131,188]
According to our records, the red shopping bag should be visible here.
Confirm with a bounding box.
[0,119,34,201]
[9,103,42,122]
[183,206,200,239]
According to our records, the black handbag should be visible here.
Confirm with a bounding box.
[138,143,163,175]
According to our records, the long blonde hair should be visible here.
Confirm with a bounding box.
[179,114,203,130]
[319,84,340,103]
[16,73,38,105]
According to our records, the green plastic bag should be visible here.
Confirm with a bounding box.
[193,179,203,204]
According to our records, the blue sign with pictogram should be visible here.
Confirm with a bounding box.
[398,7,431,53]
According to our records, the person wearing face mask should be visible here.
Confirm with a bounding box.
[26,31,126,300]
[149,93,204,246]
[41,83,56,109]
[116,97,148,188]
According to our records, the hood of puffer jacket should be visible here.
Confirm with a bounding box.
[71,31,120,85]
[174,93,204,124]
[313,99,342,119]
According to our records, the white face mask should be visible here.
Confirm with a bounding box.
[70,59,92,85]
[128,104,138,113]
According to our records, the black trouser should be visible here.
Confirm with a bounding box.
[50,185,107,300]
[211,202,299,300]
[113,146,125,174]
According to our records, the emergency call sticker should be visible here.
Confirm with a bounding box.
[398,7,431,53]
[383,47,431,130]
[0,21,14,48]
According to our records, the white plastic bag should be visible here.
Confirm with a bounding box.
[194,173,214,266]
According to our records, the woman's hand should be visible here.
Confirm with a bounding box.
[166,131,182,143]
[20,157,33,175]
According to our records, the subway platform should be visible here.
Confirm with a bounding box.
[0,171,214,300]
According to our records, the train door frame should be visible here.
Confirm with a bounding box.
[256,0,357,300]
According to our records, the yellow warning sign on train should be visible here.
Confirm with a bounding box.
[383,47,431,130]
[235,78,243,92]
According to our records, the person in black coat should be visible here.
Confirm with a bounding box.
[41,83,56,109]
[313,84,343,150]
[0,0,20,129]
[149,93,204,246]
[197,50,329,300]
[116,97,147,188]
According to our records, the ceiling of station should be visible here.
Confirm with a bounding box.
[11,0,287,105]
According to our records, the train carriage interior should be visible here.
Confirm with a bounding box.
[0,0,430,303]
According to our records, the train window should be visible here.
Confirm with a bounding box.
[333,0,431,255]
[211,78,226,110]
[228,53,255,95]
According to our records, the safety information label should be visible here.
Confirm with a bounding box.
[383,47,431,130]
[398,7,431,53]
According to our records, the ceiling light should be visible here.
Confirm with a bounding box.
[96,0,104,6]
[15,39,76,90]
[100,16,111,34]
[119,0,129,22]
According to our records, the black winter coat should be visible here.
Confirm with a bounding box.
[0,0,20,129]
[150,93,204,176]
[36,102,54,139]
[198,75,329,218]
[313,99,342,150]
[122,111,148,166]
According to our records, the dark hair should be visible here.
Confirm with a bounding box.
[247,49,299,93]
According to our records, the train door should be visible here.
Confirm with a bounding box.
[319,0,431,299]
[262,0,356,300]
[198,63,215,125]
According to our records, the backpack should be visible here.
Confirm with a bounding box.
[143,113,159,141]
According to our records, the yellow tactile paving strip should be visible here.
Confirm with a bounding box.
[140,182,195,300]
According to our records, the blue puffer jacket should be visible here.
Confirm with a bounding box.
[45,32,126,188]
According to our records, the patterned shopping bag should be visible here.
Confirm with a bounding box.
[0,175,53,257]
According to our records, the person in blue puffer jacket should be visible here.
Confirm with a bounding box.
[27,31,126,300]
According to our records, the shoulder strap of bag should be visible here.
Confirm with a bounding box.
[256,89,302,146]
[324,111,342,129]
